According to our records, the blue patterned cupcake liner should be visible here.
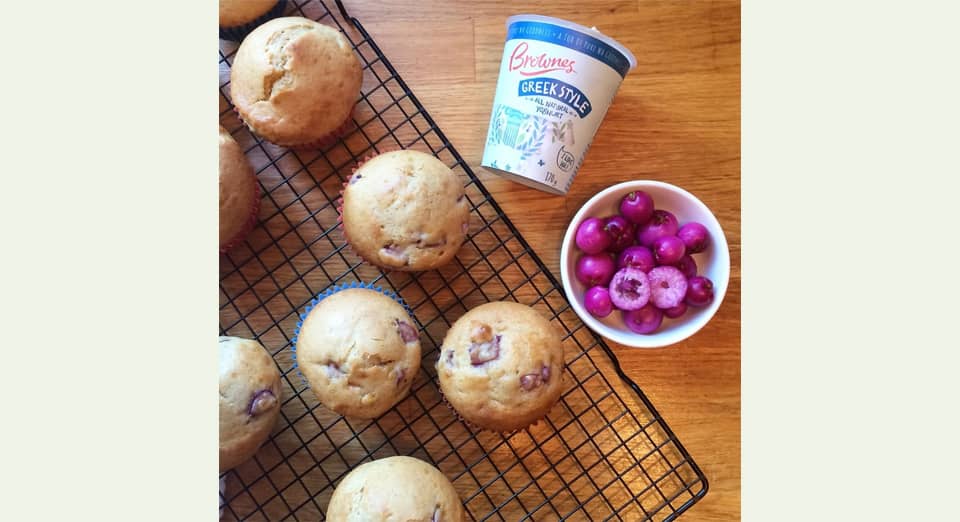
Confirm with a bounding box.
[290,281,417,388]
[219,0,288,41]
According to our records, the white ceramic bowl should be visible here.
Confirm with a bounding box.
[560,181,730,348]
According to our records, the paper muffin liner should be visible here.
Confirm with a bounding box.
[233,104,356,150]
[219,0,288,41]
[219,181,261,255]
[436,385,488,433]
[337,149,405,270]
[290,281,417,388]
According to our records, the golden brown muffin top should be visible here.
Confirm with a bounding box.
[342,150,470,272]
[230,17,361,146]
[327,456,466,522]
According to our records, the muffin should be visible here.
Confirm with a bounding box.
[295,287,421,419]
[341,150,470,271]
[219,126,260,253]
[327,456,466,521]
[219,0,287,41]
[230,17,361,147]
[219,336,282,472]
[437,301,564,432]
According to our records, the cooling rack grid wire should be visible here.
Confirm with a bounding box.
[219,1,707,520]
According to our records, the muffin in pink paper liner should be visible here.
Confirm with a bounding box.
[339,150,470,272]
[219,0,287,41]
[219,126,260,254]
[230,17,362,148]
[436,301,565,433]
[292,282,421,419]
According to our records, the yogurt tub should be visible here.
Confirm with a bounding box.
[482,15,637,195]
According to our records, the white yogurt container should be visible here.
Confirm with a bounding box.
[482,15,637,195]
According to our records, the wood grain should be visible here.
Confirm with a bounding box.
[354,2,740,520]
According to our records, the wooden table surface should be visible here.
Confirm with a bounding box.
[343,1,740,520]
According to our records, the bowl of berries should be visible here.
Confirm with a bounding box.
[560,181,729,348]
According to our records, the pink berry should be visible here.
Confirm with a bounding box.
[647,266,689,309]
[662,302,687,319]
[636,210,679,247]
[652,235,686,266]
[619,191,655,225]
[575,253,616,287]
[674,255,698,279]
[617,245,655,273]
[686,276,715,307]
[677,222,710,254]
[575,217,612,254]
[584,286,614,318]
[608,268,651,311]
[623,304,663,334]
[603,215,635,253]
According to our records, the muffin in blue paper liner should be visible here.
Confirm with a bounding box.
[219,0,287,41]
[292,281,421,419]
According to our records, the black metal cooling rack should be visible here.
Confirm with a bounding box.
[218,1,708,520]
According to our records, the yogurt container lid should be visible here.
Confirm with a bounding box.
[506,14,637,73]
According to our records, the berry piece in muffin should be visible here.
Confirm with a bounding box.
[230,17,361,147]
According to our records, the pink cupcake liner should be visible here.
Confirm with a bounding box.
[220,181,262,255]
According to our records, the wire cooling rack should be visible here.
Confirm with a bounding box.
[219,1,707,520]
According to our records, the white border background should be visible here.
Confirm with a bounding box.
[1,0,958,519]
